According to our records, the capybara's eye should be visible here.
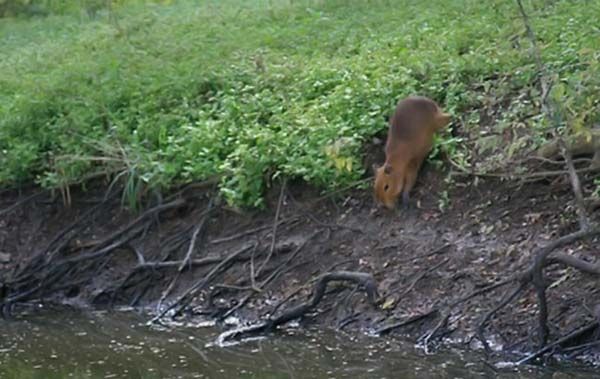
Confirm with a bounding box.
[384,184,389,192]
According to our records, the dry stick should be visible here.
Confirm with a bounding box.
[476,283,527,353]
[151,243,256,322]
[156,201,215,311]
[216,271,379,345]
[256,179,287,278]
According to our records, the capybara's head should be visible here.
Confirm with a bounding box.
[373,163,403,209]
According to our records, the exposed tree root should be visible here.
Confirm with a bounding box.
[218,230,323,321]
[0,198,186,315]
[215,271,379,345]
[516,322,599,365]
[375,310,438,336]
[475,283,527,353]
[0,190,46,218]
[156,198,216,311]
[152,243,257,322]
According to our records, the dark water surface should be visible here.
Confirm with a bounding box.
[0,308,598,379]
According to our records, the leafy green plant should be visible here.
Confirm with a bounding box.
[1,0,598,207]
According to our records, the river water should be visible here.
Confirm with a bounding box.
[0,307,597,379]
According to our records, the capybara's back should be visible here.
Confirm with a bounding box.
[374,96,450,209]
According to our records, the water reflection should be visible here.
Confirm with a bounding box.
[0,308,597,379]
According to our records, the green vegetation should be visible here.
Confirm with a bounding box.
[1,0,599,207]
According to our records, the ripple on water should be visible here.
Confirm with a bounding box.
[0,309,599,379]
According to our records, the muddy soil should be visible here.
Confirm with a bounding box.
[1,165,599,365]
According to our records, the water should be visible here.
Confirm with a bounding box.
[0,307,597,379]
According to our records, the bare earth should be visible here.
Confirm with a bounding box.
[1,161,599,366]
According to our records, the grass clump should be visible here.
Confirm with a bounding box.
[1,0,598,207]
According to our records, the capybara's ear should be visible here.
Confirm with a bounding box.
[383,164,393,175]
[435,112,451,129]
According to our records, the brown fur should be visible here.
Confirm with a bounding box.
[374,96,451,209]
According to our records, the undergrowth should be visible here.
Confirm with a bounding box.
[0,0,598,207]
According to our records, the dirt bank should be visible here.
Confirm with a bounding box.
[1,164,599,366]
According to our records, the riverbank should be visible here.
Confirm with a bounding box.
[2,0,600,369]
[2,164,599,366]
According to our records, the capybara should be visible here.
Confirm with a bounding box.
[374,96,450,209]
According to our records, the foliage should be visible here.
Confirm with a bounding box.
[0,0,598,207]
